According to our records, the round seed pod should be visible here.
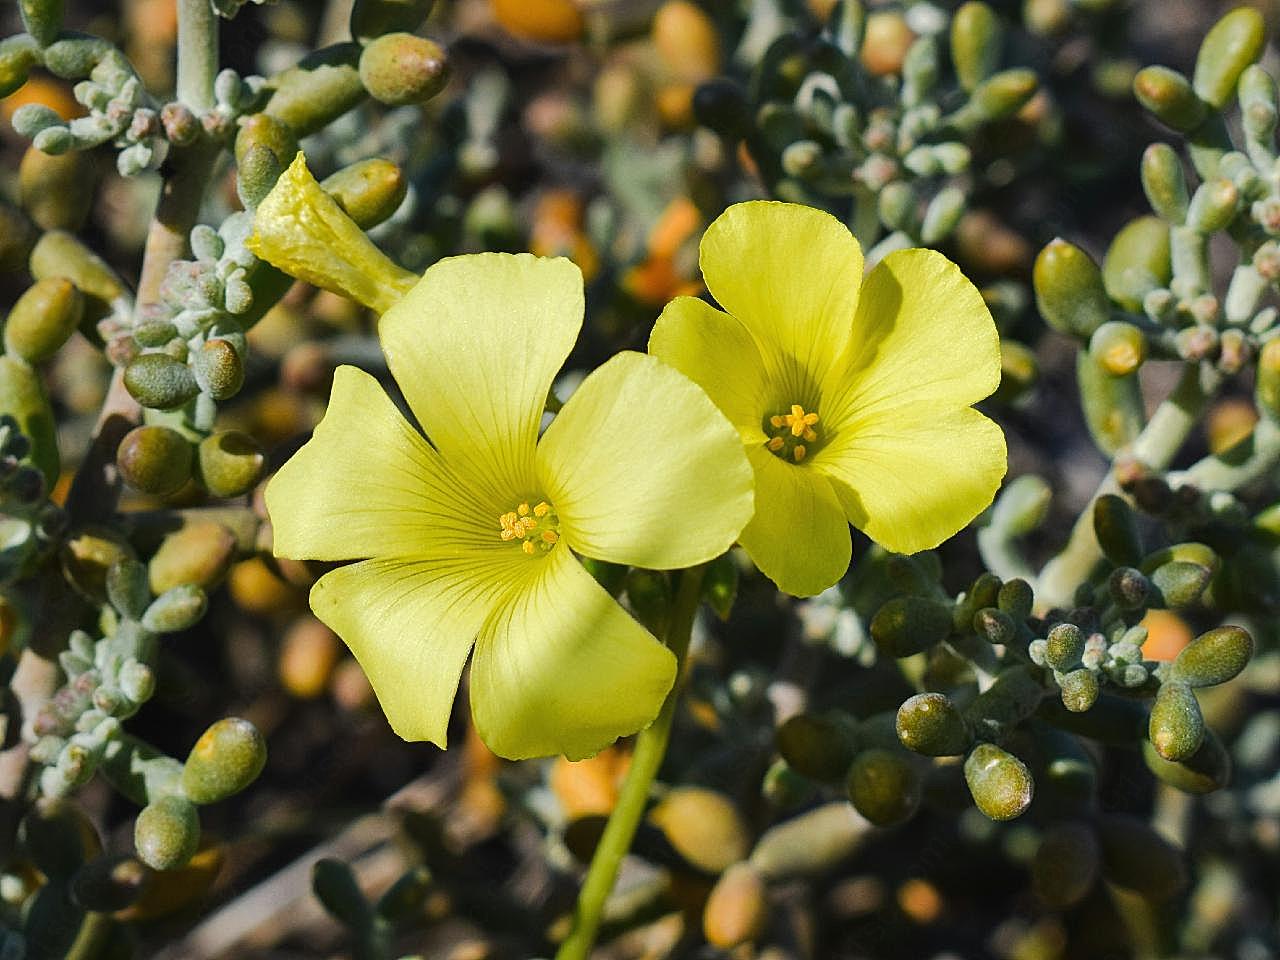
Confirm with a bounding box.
[148,520,237,595]
[124,353,200,410]
[1032,822,1099,908]
[29,230,127,324]
[181,717,268,805]
[964,743,1033,821]
[359,33,449,106]
[649,787,748,874]
[846,748,923,826]
[996,578,1034,621]
[19,146,97,232]
[193,338,245,401]
[1170,625,1253,688]
[117,425,194,496]
[895,692,970,756]
[1033,239,1109,339]
[3,277,83,365]
[1096,814,1187,900]
[776,712,857,782]
[870,596,952,657]
[197,430,264,498]
[135,796,200,871]
[703,862,768,949]
[1058,669,1099,713]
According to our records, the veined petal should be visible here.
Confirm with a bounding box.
[739,446,852,598]
[536,352,754,570]
[379,253,582,503]
[266,366,498,562]
[469,546,677,760]
[823,248,1000,427]
[247,153,416,315]
[699,201,863,395]
[816,405,1007,555]
[648,296,770,442]
[309,553,511,746]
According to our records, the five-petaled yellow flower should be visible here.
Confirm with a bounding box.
[266,253,754,760]
[650,201,1007,597]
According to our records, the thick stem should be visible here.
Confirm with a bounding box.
[554,564,707,960]
[177,0,218,112]
[1036,363,1221,608]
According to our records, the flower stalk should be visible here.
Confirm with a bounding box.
[555,562,707,960]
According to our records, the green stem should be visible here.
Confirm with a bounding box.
[554,563,707,960]
[1171,414,1280,491]
[177,0,218,112]
[1036,363,1221,608]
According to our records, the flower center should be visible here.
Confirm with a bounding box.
[498,500,560,555]
[765,404,821,463]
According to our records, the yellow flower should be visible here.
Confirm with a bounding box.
[266,252,753,760]
[649,201,1007,597]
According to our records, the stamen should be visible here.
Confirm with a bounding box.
[765,403,822,463]
[498,499,561,554]
[793,445,807,462]
[534,501,550,517]
[522,541,535,554]
[767,436,785,451]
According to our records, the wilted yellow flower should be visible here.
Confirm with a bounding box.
[650,201,1007,596]
[267,252,753,760]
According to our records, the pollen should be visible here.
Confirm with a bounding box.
[764,403,821,463]
[499,499,560,554]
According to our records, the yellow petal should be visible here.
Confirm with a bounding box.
[309,554,510,746]
[378,253,582,504]
[698,201,863,396]
[822,248,1001,426]
[469,546,677,760]
[247,153,416,314]
[738,446,852,597]
[816,405,1007,555]
[536,352,754,569]
[648,296,770,443]
[266,366,499,562]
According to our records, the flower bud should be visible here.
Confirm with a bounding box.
[3,277,84,364]
[1140,143,1188,223]
[896,692,969,756]
[141,583,208,633]
[248,154,416,315]
[106,558,150,621]
[181,717,268,804]
[749,803,869,880]
[18,0,64,46]
[123,353,201,410]
[964,743,1033,821]
[703,862,767,949]
[1149,560,1212,609]
[1192,6,1265,109]
[1186,178,1239,233]
[135,796,200,871]
[71,855,151,912]
[950,2,1002,92]
[1170,624,1252,688]
[968,68,1036,121]
[1058,668,1099,713]
[1133,66,1206,131]
[1102,217,1170,313]
[1032,822,1098,907]
[30,230,128,323]
[321,158,408,230]
[116,425,194,496]
[312,858,371,928]
[0,34,41,98]
[1044,622,1084,670]
[359,33,449,106]
[1096,814,1187,899]
[1148,680,1203,762]
[196,430,264,499]
[870,595,952,657]
[192,338,245,401]
[1033,239,1110,338]
[19,146,98,232]
[0,355,59,485]
[350,0,435,41]
[264,43,366,138]
[649,787,749,874]
[776,712,857,782]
